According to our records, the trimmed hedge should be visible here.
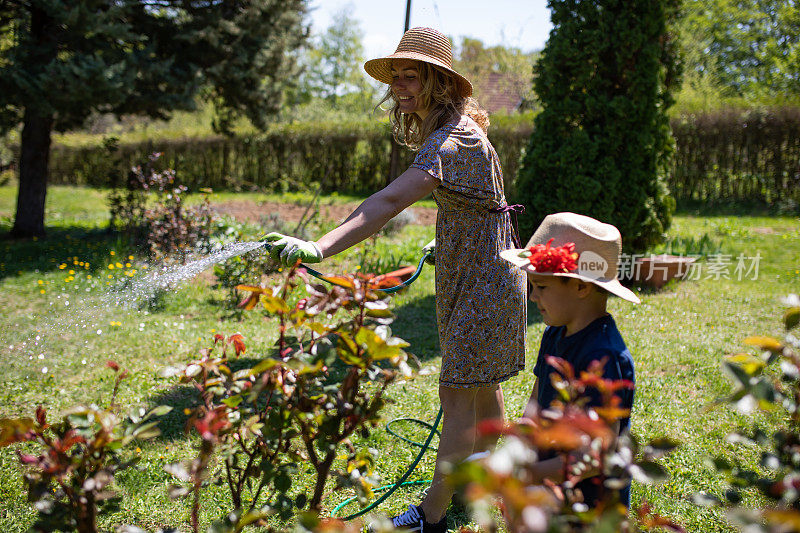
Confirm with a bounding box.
[23,108,800,204]
[670,107,800,203]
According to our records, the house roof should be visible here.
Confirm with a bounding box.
[478,72,524,114]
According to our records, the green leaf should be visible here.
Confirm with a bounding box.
[132,421,161,440]
[143,405,173,420]
[355,327,402,361]
[262,295,292,315]
[251,358,279,374]
[221,395,243,408]
[784,307,800,331]
[725,353,766,376]
[744,336,783,353]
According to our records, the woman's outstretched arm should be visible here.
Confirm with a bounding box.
[315,167,438,258]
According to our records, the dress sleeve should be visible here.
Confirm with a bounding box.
[410,130,448,183]
[410,127,498,200]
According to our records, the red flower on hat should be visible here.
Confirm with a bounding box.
[525,238,579,273]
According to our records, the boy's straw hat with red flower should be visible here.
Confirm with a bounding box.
[500,212,640,304]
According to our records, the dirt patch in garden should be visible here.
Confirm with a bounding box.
[213,200,437,227]
[752,226,776,234]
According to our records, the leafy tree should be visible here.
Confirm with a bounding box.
[295,7,374,110]
[454,38,539,112]
[514,0,681,253]
[0,0,309,239]
[680,0,800,99]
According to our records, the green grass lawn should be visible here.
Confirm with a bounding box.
[0,183,798,531]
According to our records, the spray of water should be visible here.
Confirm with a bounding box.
[4,241,267,377]
[105,241,266,308]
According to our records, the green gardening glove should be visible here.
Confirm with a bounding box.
[422,238,436,265]
[262,232,323,267]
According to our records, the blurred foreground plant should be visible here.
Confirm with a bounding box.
[450,357,682,532]
[166,265,415,531]
[0,362,171,533]
[695,294,800,532]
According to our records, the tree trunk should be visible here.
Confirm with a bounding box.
[9,4,56,239]
[11,108,53,239]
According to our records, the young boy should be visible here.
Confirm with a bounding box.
[500,212,640,508]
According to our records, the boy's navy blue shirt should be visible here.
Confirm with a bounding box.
[533,313,635,508]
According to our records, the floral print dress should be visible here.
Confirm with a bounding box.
[411,115,527,388]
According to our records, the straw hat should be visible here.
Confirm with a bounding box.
[364,27,473,98]
[500,212,641,304]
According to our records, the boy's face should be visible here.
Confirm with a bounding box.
[527,274,583,327]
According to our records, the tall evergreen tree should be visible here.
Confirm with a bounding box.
[514,0,682,253]
[0,1,308,238]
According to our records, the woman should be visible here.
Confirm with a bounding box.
[266,27,526,532]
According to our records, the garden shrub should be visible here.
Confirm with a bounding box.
[108,152,214,262]
[0,362,171,533]
[165,265,415,531]
[512,0,681,253]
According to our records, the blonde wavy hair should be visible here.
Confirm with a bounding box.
[377,61,489,150]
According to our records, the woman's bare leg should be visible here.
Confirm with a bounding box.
[419,385,478,522]
[475,383,505,452]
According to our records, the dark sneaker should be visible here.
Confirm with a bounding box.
[389,504,447,533]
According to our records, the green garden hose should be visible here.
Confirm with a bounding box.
[259,239,431,294]
[331,407,443,521]
[259,238,441,520]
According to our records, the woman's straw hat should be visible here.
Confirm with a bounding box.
[500,212,641,304]
[364,27,473,98]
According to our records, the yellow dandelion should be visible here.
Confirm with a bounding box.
[37,280,43,285]
[125,263,131,268]
[59,264,66,270]
[68,270,75,275]
[115,262,122,268]
[108,264,114,269]
[73,260,78,265]
[135,447,141,454]
[183,408,191,415]
[40,289,45,294]
[87,275,92,279]
[110,251,116,256]
[142,265,148,269]
[128,255,134,261]
[107,274,113,279]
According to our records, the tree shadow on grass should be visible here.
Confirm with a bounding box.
[392,293,439,362]
[0,225,127,282]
